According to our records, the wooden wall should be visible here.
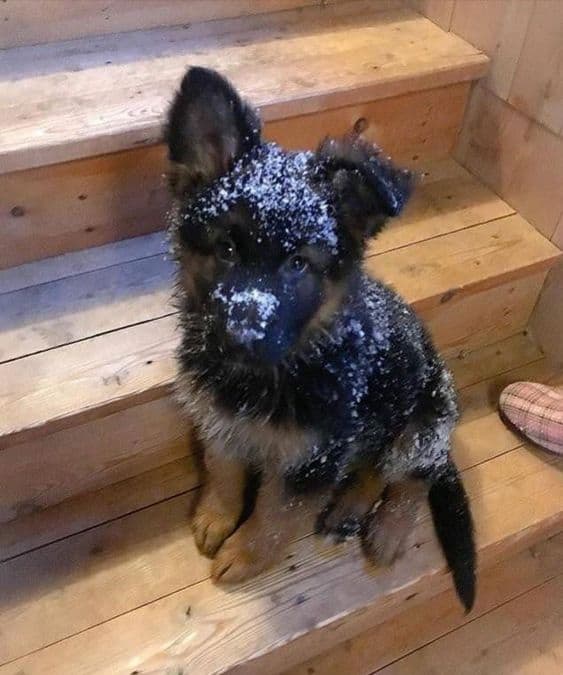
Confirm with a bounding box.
[413,0,563,364]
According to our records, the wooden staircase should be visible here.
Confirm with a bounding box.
[0,2,561,673]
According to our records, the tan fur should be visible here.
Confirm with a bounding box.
[212,466,326,583]
[322,470,386,534]
[177,371,319,468]
[300,278,348,344]
[192,449,247,557]
[361,478,428,565]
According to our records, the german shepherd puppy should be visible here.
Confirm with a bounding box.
[166,67,476,610]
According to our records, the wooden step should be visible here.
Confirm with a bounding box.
[0,4,487,267]
[0,0,353,48]
[0,351,561,674]
[0,5,486,173]
[287,533,563,675]
[0,160,560,523]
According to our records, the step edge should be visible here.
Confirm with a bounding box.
[0,63,488,174]
[1,219,558,448]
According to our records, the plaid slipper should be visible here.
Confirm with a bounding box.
[499,382,563,455]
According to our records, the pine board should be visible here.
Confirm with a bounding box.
[285,534,563,675]
[0,84,471,268]
[0,210,558,448]
[0,445,560,674]
[375,575,563,674]
[0,6,487,173]
[0,1,325,48]
[0,159,514,362]
[0,334,548,555]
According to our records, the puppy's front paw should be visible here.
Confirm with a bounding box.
[192,497,238,558]
[211,527,281,583]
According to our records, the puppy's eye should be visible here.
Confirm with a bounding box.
[288,254,309,274]
[216,237,236,263]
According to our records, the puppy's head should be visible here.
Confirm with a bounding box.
[166,67,412,365]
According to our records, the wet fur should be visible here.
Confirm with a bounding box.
[166,67,476,609]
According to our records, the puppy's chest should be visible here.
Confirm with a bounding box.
[176,371,318,466]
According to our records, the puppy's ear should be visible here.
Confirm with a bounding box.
[165,67,261,198]
[318,136,413,240]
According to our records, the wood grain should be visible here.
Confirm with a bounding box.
[1,445,560,674]
[0,159,514,361]
[0,458,197,562]
[422,272,546,356]
[1,206,559,448]
[0,314,178,446]
[531,261,563,368]
[0,6,487,173]
[0,0,326,48]
[411,0,455,31]
[0,335,547,558]
[366,214,561,311]
[1,213,558,448]
[449,0,535,101]
[507,0,563,136]
[0,85,471,269]
[455,85,563,241]
[376,575,563,674]
[0,353,556,665]
[0,398,191,525]
[0,145,169,269]
[285,534,563,675]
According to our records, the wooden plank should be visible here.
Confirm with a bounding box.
[531,261,563,368]
[0,146,170,269]
[0,335,547,556]
[1,446,560,674]
[0,458,196,563]
[1,215,559,448]
[0,232,166,295]
[422,272,546,356]
[285,533,563,675]
[0,1,326,48]
[507,0,563,137]
[411,0,454,31]
[0,84,472,269]
[0,254,175,363]
[0,314,178,446]
[371,158,515,256]
[449,0,535,101]
[0,159,514,361]
[266,81,470,161]
[0,397,191,525]
[0,6,488,173]
[0,360,548,660]
[375,575,563,674]
[229,449,563,675]
[455,85,563,241]
[367,215,561,311]
[446,331,543,389]
[0,353,556,664]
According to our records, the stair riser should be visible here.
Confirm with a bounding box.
[1,83,469,269]
[0,272,546,526]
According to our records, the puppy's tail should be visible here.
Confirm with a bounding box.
[428,459,476,612]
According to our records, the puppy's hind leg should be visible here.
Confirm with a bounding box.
[360,476,427,565]
[361,411,476,610]
[316,469,386,542]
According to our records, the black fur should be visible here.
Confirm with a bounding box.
[428,461,476,612]
[166,67,476,609]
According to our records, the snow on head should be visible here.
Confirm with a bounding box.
[188,143,339,253]
[213,284,280,343]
